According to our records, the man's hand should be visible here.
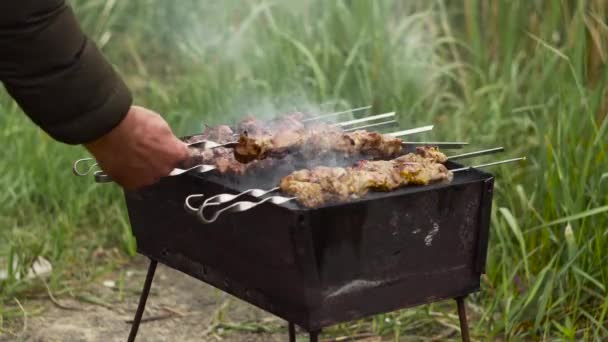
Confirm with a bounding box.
[84,106,189,190]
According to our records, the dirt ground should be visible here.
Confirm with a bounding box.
[3,256,308,342]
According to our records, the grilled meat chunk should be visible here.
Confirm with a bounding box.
[185,116,444,178]
[186,146,277,175]
[279,147,451,208]
[234,126,405,163]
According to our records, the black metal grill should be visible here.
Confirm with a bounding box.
[123,144,495,341]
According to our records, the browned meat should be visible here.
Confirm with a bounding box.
[234,133,276,163]
[234,126,405,163]
[279,147,451,208]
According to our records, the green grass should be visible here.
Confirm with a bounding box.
[1,0,607,340]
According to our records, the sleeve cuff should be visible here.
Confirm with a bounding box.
[43,75,133,145]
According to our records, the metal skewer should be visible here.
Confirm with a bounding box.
[192,155,525,224]
[189,147,512,213]
[72,138,214,177]
[93,164,219,184]
[333,112,396,127]
[447,147,505,161]
[343,119,398,132]
[386,125,434,137]
[176,124,442,180]
[302,105,372,122]
[205,112,403,149]
[450,157,526,172]
[403,142,468,148]
[186,106,374,147]
[77,119,430,183]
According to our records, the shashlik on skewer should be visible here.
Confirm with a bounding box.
[73,105,396,180]
[185,151,524,224]
[184,124,442,176]
[180,105,373,146]
[236,105,376,135]
[235,126,412,163]
[188,146,450,209]
[188,147,505,212]
[183,117,403,175]
[224,111,448,164]
[278,147,451,208]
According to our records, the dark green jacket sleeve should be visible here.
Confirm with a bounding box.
[0,0,132,144]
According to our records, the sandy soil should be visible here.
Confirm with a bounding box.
[3,256,300,342]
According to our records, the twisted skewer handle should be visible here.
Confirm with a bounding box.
[73,139,218,185]
[203,186,280,206]
[72,157,113,183]
[197,195,295,224]
[73,158,99,176]
[93,164,218,184]
[185,194,205,212]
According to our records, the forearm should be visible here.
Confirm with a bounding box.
[0,0,132,144]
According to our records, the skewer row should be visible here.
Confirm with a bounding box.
[73,107,460,183]
[185,149,525,224]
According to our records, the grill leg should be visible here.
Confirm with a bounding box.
[288,322,296,342]
[456,296,471,342]
[309,330,320,342]
[127,259,158,342]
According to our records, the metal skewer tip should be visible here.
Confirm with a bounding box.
[403,141,468,149]
[344,119,398,132]
[387,125,434,137]
[448,147,505,160]
[451,157,526,172]
[335,112,396,127]
[302,105,372,122]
